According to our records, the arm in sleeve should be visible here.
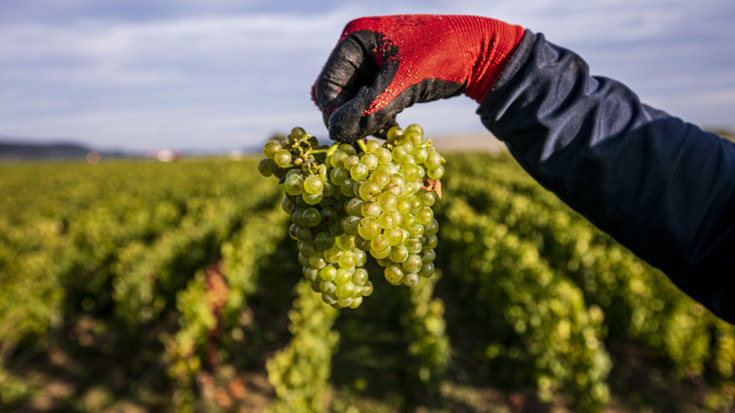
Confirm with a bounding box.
[478,31,735,323]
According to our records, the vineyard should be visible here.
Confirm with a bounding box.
[1,149,734,412]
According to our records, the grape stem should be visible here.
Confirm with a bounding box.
[357,139,368,153]
[326,143,340,157]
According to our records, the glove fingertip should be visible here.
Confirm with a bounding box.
[372,118,399,140]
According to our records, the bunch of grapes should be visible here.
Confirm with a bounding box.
[258,124,444,309]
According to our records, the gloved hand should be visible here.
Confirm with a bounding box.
[312,14,525,143]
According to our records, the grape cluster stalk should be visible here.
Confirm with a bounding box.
[258,124,444,309]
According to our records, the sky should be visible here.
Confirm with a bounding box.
[1,0,734,152]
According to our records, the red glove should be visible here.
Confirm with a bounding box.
[312,14,524,143]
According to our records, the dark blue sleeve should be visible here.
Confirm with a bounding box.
[478,31,735,324]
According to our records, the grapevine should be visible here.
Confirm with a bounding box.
[258,125,444,309]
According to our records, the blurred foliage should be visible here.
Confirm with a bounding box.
[0,154,733,412]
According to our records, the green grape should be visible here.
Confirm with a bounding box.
[329,220,343,236]
[320,281,337,295]
[344,155,360,170]
[257,158,275,177]
[284,174,304,196]
[370,246,391,260]
[336,283,355,300]
[302,207,321,227]
[416,207,434,225]
[302,266,319,283]
[352,268,369,285]
[361,201,381,218]
[354,235,371,251]
[402,213,416,229]
[421,249,436,263]
[361,153,379,170]
[342,215,360,236]
[274,149,293,168]
[424,218,439,236]
[337,297,353,308]
[390,173,406,187]
[384,183,403,197]
[403,164,421,182]
[413,146,429,163]
[425,151,442,169]
[289,126,307,139]
[314,232,335,250]
[282,196,295,214]
[423,234,439,250]
[323,247,342,264]
[351,181,362,198]
[353,249,367,266]
[309,253,327,269]
[419,262,435,277]
[302,191,323,205]
[407,223,425,238]
[338,251,356,269]
[330,150,347,168]
[390,210,403,226]
[386,125,404,142]
[365,140,380,153]
[402,273,420,287]
[397,198,412,215]
[404,180,422,196]
[428,165,445,180]
[407,238,422,254]
[320,265,337,281]
[322,180,337,197]
[340,143,356,155]
[349,296,363,309]
[298,240,317,257]
[335,233,356,251]
[361,281,374,296]
[377,191,398,212]
[303,175,324,195]
[405,123,424,136]
[420,191,436,207]
[358,180,381,201]
[369,170,390,190]
[385,227,405,246]
[370,235,389,253]
[389,245,409,263]
[335,268,353,285]
[320,206,339,225]
[350,163,369,181]
[378,212,396,229]
[263,141,282,159]
[321,293,338,306]
[357,217,381,240]
[384,265,404,285]
[374,147,392,164]
[392,146,409,163]
[288,224,299,240]
[344,197,364,216]
[402,254,423,273]
[293,225,312,241]
[330,167,348,184]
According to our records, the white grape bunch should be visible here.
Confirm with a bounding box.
[258,124,443,309]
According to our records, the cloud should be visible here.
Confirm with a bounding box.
[1,0,734,150]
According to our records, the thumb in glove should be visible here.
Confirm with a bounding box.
[312,15,524,143]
